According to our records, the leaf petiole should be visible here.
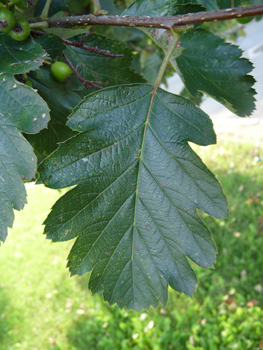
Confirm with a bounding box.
[41,0,52,19]
[146,29,180,123]
[153,29,180,90]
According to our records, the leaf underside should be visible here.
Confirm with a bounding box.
[39,84,228,310]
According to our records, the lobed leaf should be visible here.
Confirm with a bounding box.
[0,35,49,241]
[0,74,49,241]
[39,84,228,310]
[175,29,256,117]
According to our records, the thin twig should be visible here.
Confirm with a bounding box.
[28,5,263,30]
[61,37,124,58]
[62,52,102,89]
[80,31,91,46]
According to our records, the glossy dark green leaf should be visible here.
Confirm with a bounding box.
[175,29,256,117]
[39,84,228,310]
[0,34,48,75]
[64,34,145,88]
[0,74,49,242]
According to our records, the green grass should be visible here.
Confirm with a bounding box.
[0,140,263,350]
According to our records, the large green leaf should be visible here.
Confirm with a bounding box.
[0,74,49,242]
[175,29,256,117]
[38,84,228,310]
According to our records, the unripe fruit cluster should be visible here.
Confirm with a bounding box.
[0,0,38,41]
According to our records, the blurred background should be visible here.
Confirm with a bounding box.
[1,1,263,349]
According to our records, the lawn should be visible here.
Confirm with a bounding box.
[0,139,263,350]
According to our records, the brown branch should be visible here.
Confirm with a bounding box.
[29,5,263,30]
[62,52,102,89]
[61,37,124,58]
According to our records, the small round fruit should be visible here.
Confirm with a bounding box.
[236,16,253,24]
[15,0,38,10]
[0,8,16,33]
[51,62,72,83]
[10,18,30,41]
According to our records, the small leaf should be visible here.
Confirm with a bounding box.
[175,29,256,117]
[39,84,228,310]
[0,74,49,241]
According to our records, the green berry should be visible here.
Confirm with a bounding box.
[0,8,16,33]
[9,18,30,41]
[51,62,72,83]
